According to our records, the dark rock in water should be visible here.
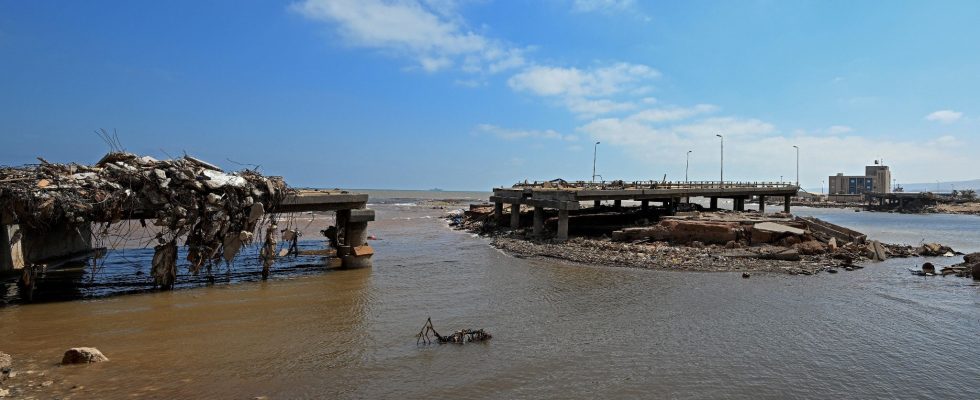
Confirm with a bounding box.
[921,262,936,274]
[827,268,838,274]
[963,252,980,264]
[62,347,108,364]
[742,272,750,278]
[973,263,980,281]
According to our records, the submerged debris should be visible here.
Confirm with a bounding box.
[416,317,492,345]
[0,152,288,288]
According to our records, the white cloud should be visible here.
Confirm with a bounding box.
[475,124,576,141]
[292,0,525,73]
[825,125,853,135]
[508,63,658,98]
[628,104,717,123]
[577,105,972,185]
[507,62,659,117]
[925,110,963,124]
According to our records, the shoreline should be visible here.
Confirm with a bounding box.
[449,207,968,277]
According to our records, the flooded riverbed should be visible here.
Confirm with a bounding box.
[1,194,978,399]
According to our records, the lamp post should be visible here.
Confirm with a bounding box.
[685,150,692,183]
[592,141,601,183]
[792,145,799,187]
[715,134,724,185]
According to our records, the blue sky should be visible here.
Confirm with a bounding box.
[1,0,978,190]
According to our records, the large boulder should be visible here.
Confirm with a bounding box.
[0,351,11,370]
[61,347,108,364]
[963,252,980,264]
[794,240,827,255]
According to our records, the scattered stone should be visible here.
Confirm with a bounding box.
[61,347,109,364]
[921,262,936,274]
[0,351,11,371]
[40,380,53,387]
[0,388,9,397]
[741,272,750,278]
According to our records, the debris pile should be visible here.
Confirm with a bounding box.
[0,152,288,288]
[416,318,492,345]
[449,207,960,276]
[938,252,980,279]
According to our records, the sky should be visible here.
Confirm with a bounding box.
[1,0,978,191]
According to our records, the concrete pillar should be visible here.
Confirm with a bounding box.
[758,195,766,213]
[734,198,745,212]
[641,200,649,211]
[340,209,375,269]
[510,203,521,228]
[533,207,544,237]
[784,195,791,213]
[493,202,503,223]
[556,209,569,241]
[709,197,718,210]
[593,200,601,208]
[613,199,622,208]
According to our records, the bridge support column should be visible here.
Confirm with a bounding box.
[709,197,718,210]
[493,202,503,223]
[613,199,622,209]
[510,203,521,228]
[641,200,649,211]
[593,200,601,208]
[556,209,569,241]
[734,197,745,212]
[758,195,766,213]
[532,206,544,237]
[783,195,792,213]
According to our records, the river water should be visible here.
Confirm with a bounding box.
[0,191,978,399]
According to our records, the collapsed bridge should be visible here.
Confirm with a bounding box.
[1,152,374,300]
[491,180,800,240]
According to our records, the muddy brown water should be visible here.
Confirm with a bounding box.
[1,192,978,399]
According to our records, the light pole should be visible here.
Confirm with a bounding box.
[592,141,601,183]
[792,145,799,187]
[715,134,724,185]
[685,150,692,183]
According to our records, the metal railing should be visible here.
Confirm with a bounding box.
[503,180,798,191]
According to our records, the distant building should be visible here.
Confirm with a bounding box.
[829,162,891,195]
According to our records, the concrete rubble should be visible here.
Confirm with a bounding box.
[1,152,288,289]
[449,207,960,276]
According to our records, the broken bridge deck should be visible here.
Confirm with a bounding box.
[489,181,800,240]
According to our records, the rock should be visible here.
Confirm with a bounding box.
[973,263,980,281]
[963,252,980,264]
[725,240,739,249]
[741,272,750,278]
[0,351,11,371]
[0,388,8,397]
[41,380,53,387]
[828,237,838,252]
[794,240,827,255]
[61,347,108,364]
[921,262,936,274]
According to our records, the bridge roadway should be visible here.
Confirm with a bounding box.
[489,181,800,240]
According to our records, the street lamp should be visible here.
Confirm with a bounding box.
[792,145,799,187]
[685,150,692,183]
[715,134,724,185]
[592,141,601,183]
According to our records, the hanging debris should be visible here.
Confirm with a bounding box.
[416,317,492,345]
[0,151,289,288]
